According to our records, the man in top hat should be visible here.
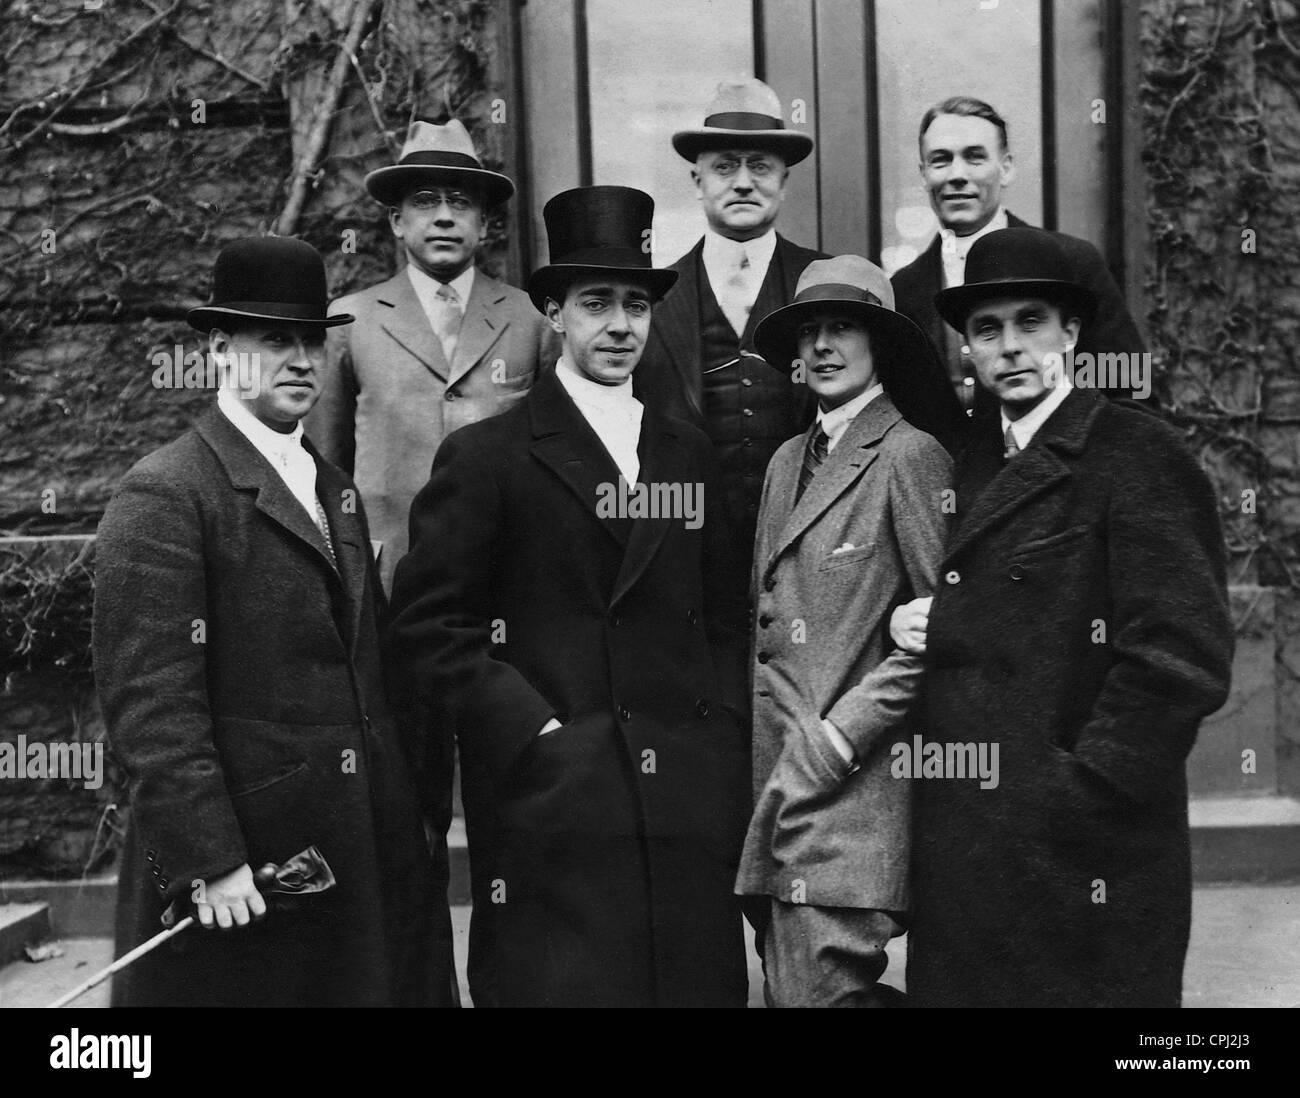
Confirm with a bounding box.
[733,256,955,1007]
[891,96,1148,414]
[93,237,453,1007]
[390,186,754,1007]
[633,78,829,560]
[888,227,1232,1007]
[306,117,557,593]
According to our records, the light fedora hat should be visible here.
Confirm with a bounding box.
[527,186,678,313]
[672,78,813,165]
[187,236,354,332]
[755,255,960,439]
[935,227,1097,332]
[364,118,515,207]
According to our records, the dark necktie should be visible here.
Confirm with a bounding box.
[1003,425,1021,462]
[795,425,830,504]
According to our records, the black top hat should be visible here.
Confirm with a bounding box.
[527,186,678,313]
[935,227,1098,332]
[187,237,354,332]
[364,119,515,207]
[755,255,964,445]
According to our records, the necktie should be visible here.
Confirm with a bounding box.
[433,282,463,365]
[1003,425,1021,461]
[719,247,751,337]
[795,426,830,504]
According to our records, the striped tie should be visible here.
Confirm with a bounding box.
[795,425,829,504]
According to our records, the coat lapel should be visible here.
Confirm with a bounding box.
[447,271,509,387]
[651,243,705,419]
[609,410,684,608]
[528,369,630,548]
[195,408,341,580]
[310,442,368,653]
[947,388,1102,559]
[766,396,900,569]
[377,272,450,381]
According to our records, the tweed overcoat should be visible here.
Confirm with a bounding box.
[390,367,753,1008]
[93,407,451,1007]
[305,268,558,591]
[908,389,1233,1007]
[736,395,953,911]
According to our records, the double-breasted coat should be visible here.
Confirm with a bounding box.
[93,407,451,1007]
[389,367,753,1008]
[735,396,953,912]
[909,389,1233,1007]
[305,269,558,591]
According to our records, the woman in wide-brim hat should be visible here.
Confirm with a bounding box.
[754,254,967,452]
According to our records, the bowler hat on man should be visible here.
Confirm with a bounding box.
[672,78,813,165]
[364,118,515,208]
[527,185,678,313]
[186,236,354,332]
[755,254,960,444]
[934,227,1098,332]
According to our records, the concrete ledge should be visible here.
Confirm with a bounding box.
[1190,795,1300,883]
[0,876,116,937]
[0,902,51,964]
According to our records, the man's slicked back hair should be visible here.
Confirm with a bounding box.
[918,96,1010,156]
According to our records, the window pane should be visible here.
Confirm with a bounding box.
[875,0,1042,274]
[587,0,755,264]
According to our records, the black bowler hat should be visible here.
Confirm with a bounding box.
[527,186,678,313]
[186,237,354,332]
[935,227,1097,332]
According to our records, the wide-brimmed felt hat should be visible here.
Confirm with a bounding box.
[527,186,678,313]
[672,78,813,166]
[364,118,515,207]
[935,227,1097,332]
[755,255,960,442]
[187,236,353,332]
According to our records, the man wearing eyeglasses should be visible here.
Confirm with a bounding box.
[307,118,557,594]
[633,79,827,559]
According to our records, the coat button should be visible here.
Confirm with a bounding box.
[618,706,631,721]
[695,699,710,718]
[741,377,753,387]
[445,390,458,401]
[1009,564,1025,581]
[146,849,157,861]
[945,570,961,585]
[743,438,753,447]
[742,408,754,417]
[159,877,169,889]
[151,866,162,877]
[759,613,773,628]
[686,609,698,626]
[757,651,771,664]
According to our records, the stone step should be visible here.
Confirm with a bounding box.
[1190,794,1300,883]
[0,902,51,965]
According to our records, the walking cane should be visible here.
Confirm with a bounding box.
[46,846,335,1008]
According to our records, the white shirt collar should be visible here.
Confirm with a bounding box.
[407,261,476,308]
[817,383,884,452]
[940,207,1009,260]
[555,356,641,415]
[1001,377,1073,450]
[702,227,777,272]
[217,386,305,458]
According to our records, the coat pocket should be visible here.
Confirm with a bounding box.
[228,762,308,799]
[817,543,875,570]
[1013,523,1093,558]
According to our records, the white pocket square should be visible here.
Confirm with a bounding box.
[831,542,857,555]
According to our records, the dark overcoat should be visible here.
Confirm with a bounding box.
[93,407,451,1007]
[908,389,1233,1007]
[390,367,753,1008]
